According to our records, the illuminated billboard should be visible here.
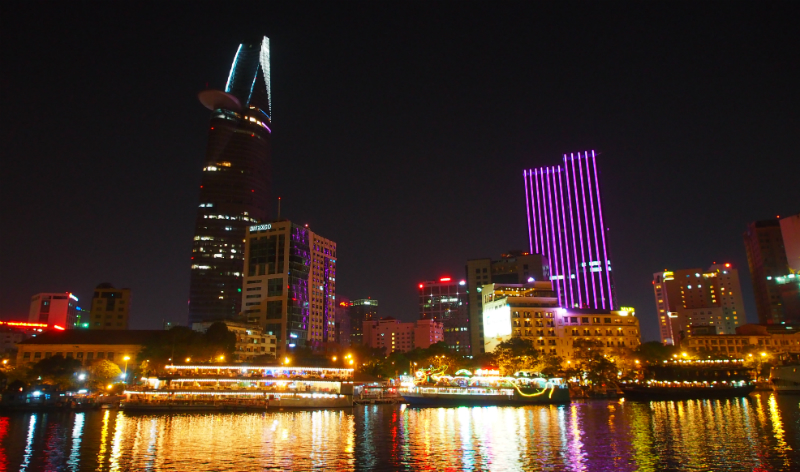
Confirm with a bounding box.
[483,299,511,352]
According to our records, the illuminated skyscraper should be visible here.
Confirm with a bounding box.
[418,277,469,354]
[744,215,800,325]
[241,220,337,357]
[523,151,615,310]
[189,37,273,324]
[653,264,746,346]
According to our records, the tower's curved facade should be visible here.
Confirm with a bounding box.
[189,37,272,324]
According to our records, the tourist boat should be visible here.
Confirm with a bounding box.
[620,359,755,400]
[770,365,800,394]
[401,368,570,406]
[123,365,354,411]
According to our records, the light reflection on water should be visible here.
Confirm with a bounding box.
[0,394,797,471]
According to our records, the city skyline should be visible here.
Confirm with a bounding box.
[2,3,799,343]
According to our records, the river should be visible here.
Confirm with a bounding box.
[1,392,797,471]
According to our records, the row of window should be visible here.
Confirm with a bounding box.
[23,351,121,361]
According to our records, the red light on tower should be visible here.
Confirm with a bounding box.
[418,284,424,289]
[439,277,451,282]
[725,263,731,268]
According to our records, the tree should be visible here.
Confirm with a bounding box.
[634,341,679,364]
[572,339,605,361]
[537,354,565,378]
[581,352,618,387]
[30,355,83,390]
[91,359,122,382]
[205,322,237,357]
[137,325,237,367]
[493,338,540,376]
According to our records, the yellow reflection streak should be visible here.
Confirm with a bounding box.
[96,409,110,470]
[109,412,125,471]
[767,393,791,468]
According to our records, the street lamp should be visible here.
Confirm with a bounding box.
[284,357,290,365]
[185,357,191,363]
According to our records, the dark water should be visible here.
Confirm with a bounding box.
[1,392,797,471]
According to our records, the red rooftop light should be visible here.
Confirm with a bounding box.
[440,277,451,282]
[419,284,424,289]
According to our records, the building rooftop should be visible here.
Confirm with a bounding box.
[19,330,163,345]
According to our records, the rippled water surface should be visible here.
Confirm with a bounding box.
[1,393,798,471]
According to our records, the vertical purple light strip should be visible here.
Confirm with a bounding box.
[549,167,564,306]
[535,171,546,267]
[584,151,604,309]
[530,173,540,255]
[577,152,598,308]
[563,154,582,308]
[524,170,534,254]
[591,150,614,309]
[555,167,574,308]
[571,154,590,306]
[543,168,561,304]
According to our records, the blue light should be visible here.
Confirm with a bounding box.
[225,44,243,92]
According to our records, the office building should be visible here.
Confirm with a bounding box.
[241,220,336,357]
[480,282,559,352]
[653,264,746,346]
[334,297,351,348]
[744,217,798,324]
[16,330,161,367]
[781,213,800,273]
[419,277,469,354]
[88,283,131,330]
[684,323,800,357]
[480,282,640,358]
[466,252,546,356]
[349,298,378,347]
[28,293,79,328]
[523,151,616,310]
[192,320,277,362]
[363,317,444,356]
[189,37,273,324]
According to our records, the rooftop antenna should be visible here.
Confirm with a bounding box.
[277,197,281,219]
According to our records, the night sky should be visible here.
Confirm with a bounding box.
[2,2,798,342]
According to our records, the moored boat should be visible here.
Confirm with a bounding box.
[124,365,354,410]
[770,364,800,394]
[402,369,570,406]
[621,359,755,400]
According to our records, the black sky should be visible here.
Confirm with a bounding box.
[2,2,798,341]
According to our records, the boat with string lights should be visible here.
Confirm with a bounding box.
[122,365,354,411]
[401,368,570,406]
[620,359,755,400]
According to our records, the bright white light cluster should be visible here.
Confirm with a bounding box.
[225,45,242,93]
[260,36,271,117]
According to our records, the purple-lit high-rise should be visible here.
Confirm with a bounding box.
[523,151,616,310]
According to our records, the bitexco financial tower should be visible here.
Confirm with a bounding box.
[189,37,273,324]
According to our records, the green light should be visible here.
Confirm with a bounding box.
[237,288,242,292]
